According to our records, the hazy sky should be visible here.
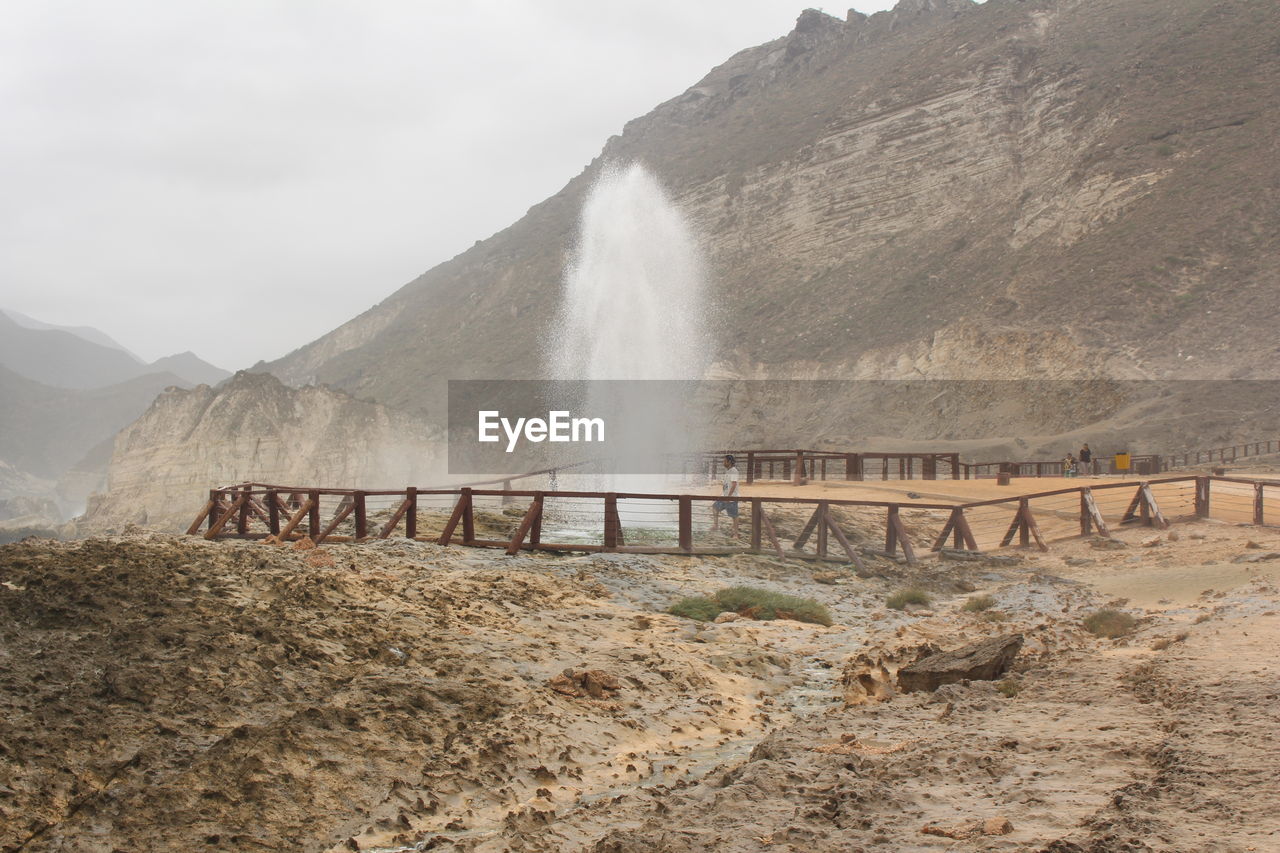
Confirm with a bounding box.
[2,1,901,368]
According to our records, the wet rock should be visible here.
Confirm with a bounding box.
[548,668,622,699]
[897,633,1023,693]
[1228,548,1280,560]
[840,653,895,705]
[713,611,740,623]
[1064,557,1096,567]
[939,548,985,561]
[1090,537,1126,550]
[810,571,839,585]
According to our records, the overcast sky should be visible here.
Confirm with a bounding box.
[2,1,901,368]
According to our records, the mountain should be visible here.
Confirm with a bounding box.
[0,310,231,389]
[0,364,193,514]
[2,308,141,360]
[149,352,233,387]
[87,0,1280,526]
[0,308,232,518]
[0,311,150,391]
[254,0,1279,427]
[83,371,443,531]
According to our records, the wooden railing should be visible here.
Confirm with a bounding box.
[186,482,963,567]
[189,475,1279,564]
[703,450,962,483]
[1161,439,1280,470]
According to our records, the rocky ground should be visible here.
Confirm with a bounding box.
[1,519,1277,852]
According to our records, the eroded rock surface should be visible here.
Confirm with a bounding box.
[896,632,1024,693]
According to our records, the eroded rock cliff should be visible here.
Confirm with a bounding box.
[84,372,442,531]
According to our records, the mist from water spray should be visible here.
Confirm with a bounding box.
[547,163,713,499]
[550,162,711,381]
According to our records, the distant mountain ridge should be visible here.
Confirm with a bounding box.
[2,308,141,360]
[0,309,233,518]
[0,309,231,389]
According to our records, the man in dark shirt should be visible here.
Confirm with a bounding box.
[1079,443,1094,475]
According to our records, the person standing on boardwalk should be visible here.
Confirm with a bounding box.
[1079,443,1094,475]
[712,454,740,536]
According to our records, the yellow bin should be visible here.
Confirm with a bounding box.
[1114,452,1131,472]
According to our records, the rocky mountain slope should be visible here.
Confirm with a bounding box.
[255,0,1278,425]
[83,372,443,530]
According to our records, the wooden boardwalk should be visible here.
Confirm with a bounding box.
[189,474,1279,566]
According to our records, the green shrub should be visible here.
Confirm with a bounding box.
[712,586,832,626]
[668,596,721,622]
[997,678,1021,698]
[962,594,996,612]
[668,586,832,626]
[886,588,931,610]
[1083,608,1138,638]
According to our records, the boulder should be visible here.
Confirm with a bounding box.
[897,633,1023,693]
[548,668,622,699]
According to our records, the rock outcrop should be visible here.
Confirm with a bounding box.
[896,633,1023,693]
[83,372,442,532]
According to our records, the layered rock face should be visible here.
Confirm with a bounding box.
[84,372,442,531]
[256,0,1279,424]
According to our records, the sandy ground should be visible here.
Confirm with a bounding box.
[1,518,1278,852]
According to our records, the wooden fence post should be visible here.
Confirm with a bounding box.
[237,485,252,535]
[405,487,418,539]
[745,451,755,485]
[749,499,762,553]
[884,505,917,564]
[1254,482,1265,526]
[1080,488,1109,537]
[1194,476,1209,518]
[603,493,621,550]
[505,493,543,555]
[816,501,829,557]
[437,489,470,545]
[308,490,321,542]
[678,496,692,553]
[462,488,475,544]
[354,491,367,539]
